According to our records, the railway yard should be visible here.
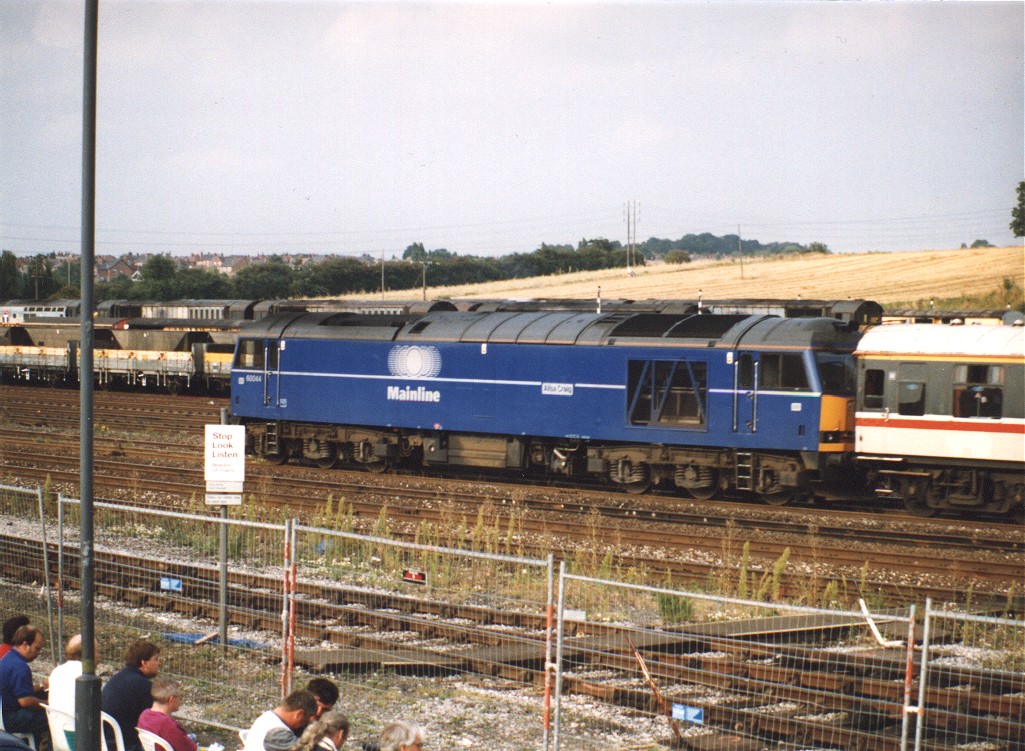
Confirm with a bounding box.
[1,384,1023,750]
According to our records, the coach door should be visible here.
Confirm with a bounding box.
[733,351,757,434]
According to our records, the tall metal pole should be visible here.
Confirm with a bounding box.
[76,4,102,751]
[737,224,745,280]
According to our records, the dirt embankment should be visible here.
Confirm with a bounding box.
[358,245,1024,305]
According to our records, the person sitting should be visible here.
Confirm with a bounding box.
[377,722,423,751]
[0,618,30,662]
[101,640,160,751]
[290,712,348,751]
[0,731,34,751]
[136,679,196,751]
[0,626,50,751]
[47,635,94,751]
[303,680,339,721]
[241,690,317,751]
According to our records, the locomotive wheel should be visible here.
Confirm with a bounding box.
[760,489,799,506]
[900,478,938,517]
[683,468,719,500]
[364,458,390,474]
[264,451,288,465]
[315,451,337,469]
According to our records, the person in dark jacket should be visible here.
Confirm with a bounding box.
[0,731,34,751]
[101,640,160,751]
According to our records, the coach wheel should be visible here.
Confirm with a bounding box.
[166,378,184,396]
[900,478,937,517]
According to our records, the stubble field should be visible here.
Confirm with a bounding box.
[359,245,1024,306]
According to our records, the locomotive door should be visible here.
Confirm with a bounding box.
[262,338,282,408]
[733,352,757,434]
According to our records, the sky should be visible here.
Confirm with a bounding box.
[1,1,1023,260]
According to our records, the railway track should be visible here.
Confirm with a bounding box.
[2,532,1021,751]
[1,386,1022,609]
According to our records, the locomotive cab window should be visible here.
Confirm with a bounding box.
[953,364,1004,418]
[234,339,278,370]
[759,353,810,391]
[628,359,707,428]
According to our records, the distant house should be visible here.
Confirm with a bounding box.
[96,257,138,282]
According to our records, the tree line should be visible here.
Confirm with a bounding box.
[1,233,828,303]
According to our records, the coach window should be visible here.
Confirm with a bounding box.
[953,364,1004,418]
[863,368,885,409]
[628,359,707,428]
[759,353,810,390]
[897,381,926,416]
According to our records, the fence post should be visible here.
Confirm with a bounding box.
[552,560,567,751]
[36,484,56,662]
[57,493,66,656]
[899,603,917,751]
[542,553,555,751]
[913,598,934,751]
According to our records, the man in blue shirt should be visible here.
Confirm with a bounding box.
[0,626,49,751]
[101,640,160,751]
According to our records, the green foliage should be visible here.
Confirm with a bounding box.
[969,239,993,248]
[654,592,694,624]
[1011,180,1025,237]
[663,249,691,264]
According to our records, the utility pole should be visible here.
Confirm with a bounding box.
[624,200,639,276]
[737,224,745,280]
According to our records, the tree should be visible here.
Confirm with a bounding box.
[664,249,691,264]
[136,254,180,299]
[0,251,18,299]
[1011,180,1025,237]
[807,242,830,254]
[22,255,59,299]
[402,242,427,262]
[231,260,296,298]
[969,239,993,248]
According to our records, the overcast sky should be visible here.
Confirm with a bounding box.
[1,0,1022,260]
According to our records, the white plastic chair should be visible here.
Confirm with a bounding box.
[0,705,39,749]
[136,728,172,751]
[39,703,73,751]
[100,711,126,751]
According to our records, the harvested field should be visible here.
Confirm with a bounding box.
[353,245,1024,306]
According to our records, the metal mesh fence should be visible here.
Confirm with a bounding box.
[287,523,555,744]
[0,483,57,663]
[3,481,1023,751]
[916,600,1024,750]
[554,569,916,751]
[53,495,288,735]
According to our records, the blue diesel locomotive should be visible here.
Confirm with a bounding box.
[229,308,862,502]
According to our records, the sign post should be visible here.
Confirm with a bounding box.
[205,421,245,651]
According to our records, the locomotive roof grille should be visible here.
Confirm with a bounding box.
[608,313,750,339]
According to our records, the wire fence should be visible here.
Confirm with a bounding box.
[1,482,1022,751]
[915,600,1024,749]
